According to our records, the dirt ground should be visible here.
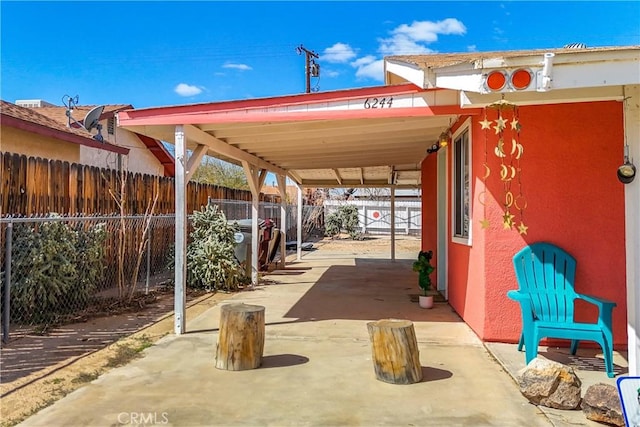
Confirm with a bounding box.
[312,234,422,253]
[0,235,421,426]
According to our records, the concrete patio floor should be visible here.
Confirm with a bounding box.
[18,248,628,427]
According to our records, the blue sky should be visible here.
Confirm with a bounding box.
[1,1,639,109]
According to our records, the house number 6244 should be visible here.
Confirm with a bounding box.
[363,97,394,109]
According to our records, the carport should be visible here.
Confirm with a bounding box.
[117,83,481,334]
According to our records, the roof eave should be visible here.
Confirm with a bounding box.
[385,47,640,105]
[1,114,129,155]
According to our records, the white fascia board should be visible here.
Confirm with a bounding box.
[384,59,426,88]
[438,58,639,96]
[469,48,640,71]
[552,60,640,89]
[437,73,486,93]
[429,49,640,94]
[459,85,625,108]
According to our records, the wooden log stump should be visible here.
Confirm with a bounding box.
[215,303,265,371]
[367,319,422,384]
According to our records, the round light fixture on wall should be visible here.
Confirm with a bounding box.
[486,71,507,91]
[485,69,534,92]
[510,69,533,90]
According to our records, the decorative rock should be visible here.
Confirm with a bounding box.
[516,358,582,410]
[581,383,624,426]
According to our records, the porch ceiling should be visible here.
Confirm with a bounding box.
[117,84,473,188]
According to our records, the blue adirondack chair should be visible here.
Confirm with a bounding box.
[507,242,617,378]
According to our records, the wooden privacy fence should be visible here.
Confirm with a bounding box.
[1,152,279,216]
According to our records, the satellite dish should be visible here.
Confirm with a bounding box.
[83,105,105,142]
[83,105,104,131]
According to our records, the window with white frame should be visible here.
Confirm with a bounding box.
[452,126,471,243]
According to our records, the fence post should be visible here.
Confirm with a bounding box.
[362,205,367,234]
[145,227,152,295]
[3,222,12,344]
[406,206,410,235]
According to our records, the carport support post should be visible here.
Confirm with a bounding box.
[390,186,396,261]
[174,125,187,335]
[277,174,288,269]
[624,85,640,375]
[297,184,303,261]
[242,161,266,285]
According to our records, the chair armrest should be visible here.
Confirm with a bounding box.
[507,290,535,320]
[507,290,529,302]
[576,293,617,309]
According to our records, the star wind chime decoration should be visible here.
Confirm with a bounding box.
[479,99,528,235]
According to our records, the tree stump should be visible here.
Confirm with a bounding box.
[215,303,265,371]
[367,319,422,384]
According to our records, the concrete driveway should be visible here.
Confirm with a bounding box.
[20,249,554,427]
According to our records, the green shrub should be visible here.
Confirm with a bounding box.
[173,205,249,292]
[74,223,107,306]
[324,213,342,237]
[324,204,362,239]
[6,219,106,324]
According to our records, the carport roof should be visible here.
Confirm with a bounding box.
[117,83,480,188]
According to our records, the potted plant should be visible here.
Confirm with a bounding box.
[412,250,435,308]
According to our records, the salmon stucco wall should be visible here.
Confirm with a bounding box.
[448,116,487,339]
[423,101,628,348]
[421,152,438,285]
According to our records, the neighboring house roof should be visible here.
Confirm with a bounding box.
[36,104,131,128]
[34,103,175,177]
[0,100,128,154]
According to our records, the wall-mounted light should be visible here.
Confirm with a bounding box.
[438,131,450,148]
[618,145,636,184]
[427,131,450,154]
[484,68,535,93]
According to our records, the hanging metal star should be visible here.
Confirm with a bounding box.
[502,211,515,229]
[495,115,508,130]
[517,222,529,235]
[480,218,490,229]
[480,117,492,130]
[510,117,521,131]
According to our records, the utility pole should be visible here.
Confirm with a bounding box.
[296,44,320,94]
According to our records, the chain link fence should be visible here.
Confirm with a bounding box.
[0,215,176,335]
[0,200,316,343]
[209,199,324,242]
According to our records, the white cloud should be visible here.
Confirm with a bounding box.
[351,55,377,68]
[467,44,478,52]
[378,35,435,56]
[379,18,467,55]
[350,56,383,80]
[324,69,340,78]
[349,18,466,81]
[354,59,384,80]
[321,43,357,63]
[174,83,203,97]
[223,62,252,71]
